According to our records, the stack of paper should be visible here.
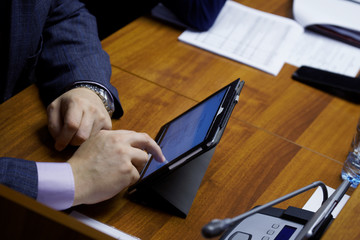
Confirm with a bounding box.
[176,0,360,76]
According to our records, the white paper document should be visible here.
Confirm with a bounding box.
[179,1,303,75]
[178,0,360,76]
[287,31,360,76]
[293,0,360,31]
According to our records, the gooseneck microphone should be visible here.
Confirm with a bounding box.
[294,180,351,240]
[201,181,328,238]
[201,218,232,238]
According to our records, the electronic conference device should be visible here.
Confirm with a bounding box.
[202,180,351,240]
[219,207,311,240]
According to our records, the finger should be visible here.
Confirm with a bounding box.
[129,148,150,172]
[129,132,166,163]
[91,112,112,135]
[129,167,141,185]
[47,101,62,139]
[55,105,83,151]
[70,110,94,146]
[118,159,142,186]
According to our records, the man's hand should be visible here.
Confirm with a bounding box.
[47,88,112,151]
[68,130,166,206]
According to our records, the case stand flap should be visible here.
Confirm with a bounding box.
[128,147,216,218]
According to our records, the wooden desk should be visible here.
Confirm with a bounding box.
[1,0,360,239]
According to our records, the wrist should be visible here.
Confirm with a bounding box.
[73,83,115,117]
[68,158,87,206]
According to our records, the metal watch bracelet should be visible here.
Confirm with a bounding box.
[73,83,115,117]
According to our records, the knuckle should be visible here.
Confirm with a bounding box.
[99,114,112,128]
[104,120,112,130]
[130,174,139,184]
[115,144,127,155]
[88,105,98,114]
[47,103,56,113]
[120,161,134,175]
[140,132,150,141]
[70,94,83,103]
[64,119,80,131]
[141,132,150,138]
[98,113,106,121]
[75,132,88,143]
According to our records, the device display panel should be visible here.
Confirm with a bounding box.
[140,86,228,180]
[274,225,297,240]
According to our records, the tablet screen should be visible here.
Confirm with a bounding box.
[141,87,228,178]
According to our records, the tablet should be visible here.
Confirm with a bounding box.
[128,79,244,193]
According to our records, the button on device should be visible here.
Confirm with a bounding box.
[229,231,251,240]
[267,230,275,235]
[272,224,280,229]
[261,237,270,240]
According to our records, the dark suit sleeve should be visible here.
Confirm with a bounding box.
[0,158,38,199]
[162,0,226,31]
[36,0,123,118]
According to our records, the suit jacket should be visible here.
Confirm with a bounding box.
[1,0,123,117]
[162,0,226,31]
[0,0,123,198]
[0,158,38,199]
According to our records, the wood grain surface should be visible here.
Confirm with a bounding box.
[1,0,360,239]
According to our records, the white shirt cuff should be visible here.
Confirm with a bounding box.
[36,162,75,210]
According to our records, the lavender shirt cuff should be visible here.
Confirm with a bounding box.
[36,162,75,210]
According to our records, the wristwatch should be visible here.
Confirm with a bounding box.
[73,83,115,117]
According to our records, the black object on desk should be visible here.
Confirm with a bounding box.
[308,25,360,49]
[292,66,360,104]
[127,79,245,218]
[126,147,215,218]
